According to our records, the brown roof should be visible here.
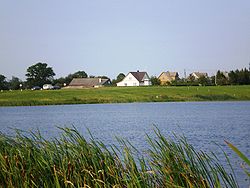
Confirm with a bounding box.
[192,72,208,78]
[69,78,110,87]
[160,71,178,77]
[130,72,147,82]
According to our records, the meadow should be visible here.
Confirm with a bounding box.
[0,85,250,106]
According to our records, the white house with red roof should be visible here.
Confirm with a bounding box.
[117,71,151,86]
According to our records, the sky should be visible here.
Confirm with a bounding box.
[0,0,250,80]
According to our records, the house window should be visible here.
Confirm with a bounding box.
[124,83,127,86]
[129,77,132,80]
[133,83,137,86]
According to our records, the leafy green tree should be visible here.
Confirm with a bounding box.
[0,74,7,90]
[228,70,238,85]
[112,73,125,85]
[150,76,161,86]
[8,76,22,90]
[65,71,88,84]
[197,75,210,86]
[238,68,250,85]
[210,76,216,86]
[215,71,228,85]
[116,73,125,82]
[52,77,67,87]
[53,71,88,86]
[26,62,55,88]
[72,71,88,78]
[97,75,110,79]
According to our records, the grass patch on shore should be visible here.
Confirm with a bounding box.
[0,85,250,106]
[0,127,240,188]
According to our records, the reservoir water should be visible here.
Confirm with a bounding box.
[0,102,249,187]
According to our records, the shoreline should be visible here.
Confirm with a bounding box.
[0,85,250,107]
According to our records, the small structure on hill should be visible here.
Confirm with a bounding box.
[117,71,151,86]
[158,71,179,85]
[67,78,111,88]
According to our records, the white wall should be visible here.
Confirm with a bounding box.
[143,80,151,86]
[117,73,139,86]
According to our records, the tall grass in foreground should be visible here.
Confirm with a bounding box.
[0,128,239,188]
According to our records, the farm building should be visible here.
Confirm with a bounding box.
[67,78,111,88]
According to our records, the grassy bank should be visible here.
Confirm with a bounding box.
[0,85,250,106]
[0,127,240,188]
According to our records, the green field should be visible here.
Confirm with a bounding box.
[0,85,250,106]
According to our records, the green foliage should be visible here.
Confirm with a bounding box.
[0,127,240,187]
[0,74,7,90]
[183,68,250,86]
[226,140,250,177]
[8,76,22,90]
[97,75,110,80]
[217,69,250,85]
[198,75,211,86]
[112,73,125,85]
[53,71,88,86]
[117,73,125,81]
[71,70,88,78]
[216,71,229,86]
[150,76,161,86]
[25,62,55,88]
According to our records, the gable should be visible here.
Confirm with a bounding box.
[142,72,150,80]
[130,72,148,82]
[122,73,140,82]
[159,72,178,79]
[191,72,208,78]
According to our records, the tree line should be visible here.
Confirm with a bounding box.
[0,62,112,90]
[151,69,250,86]
[0,62,127,90]
[0,62,250,90]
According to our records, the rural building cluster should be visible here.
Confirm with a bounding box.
[66,70,210,88]
[1,62,250,91]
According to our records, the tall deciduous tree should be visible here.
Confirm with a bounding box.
[26,62,55,88]
[72,71,88,78]
[0,74,7,90]
[8,76,22,90]
[116,73,125,81]
[150,76,161,85]
[216,71,228,85]
[197,75,210,86]
[53,71,88,86]
[65,71,88,85]
[112,73,125,85]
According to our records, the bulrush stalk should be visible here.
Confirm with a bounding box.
[0,127,240,187]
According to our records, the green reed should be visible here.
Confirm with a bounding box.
[0,127,239,188]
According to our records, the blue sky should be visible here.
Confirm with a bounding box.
[0,0,250,80]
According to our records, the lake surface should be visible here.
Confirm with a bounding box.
[0,102,249,187]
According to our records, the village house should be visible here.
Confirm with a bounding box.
[189,72,208,80]
[158,71,179,85]
[117,71,151,86]
[67,78,111,88]
[221,71,229,79]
